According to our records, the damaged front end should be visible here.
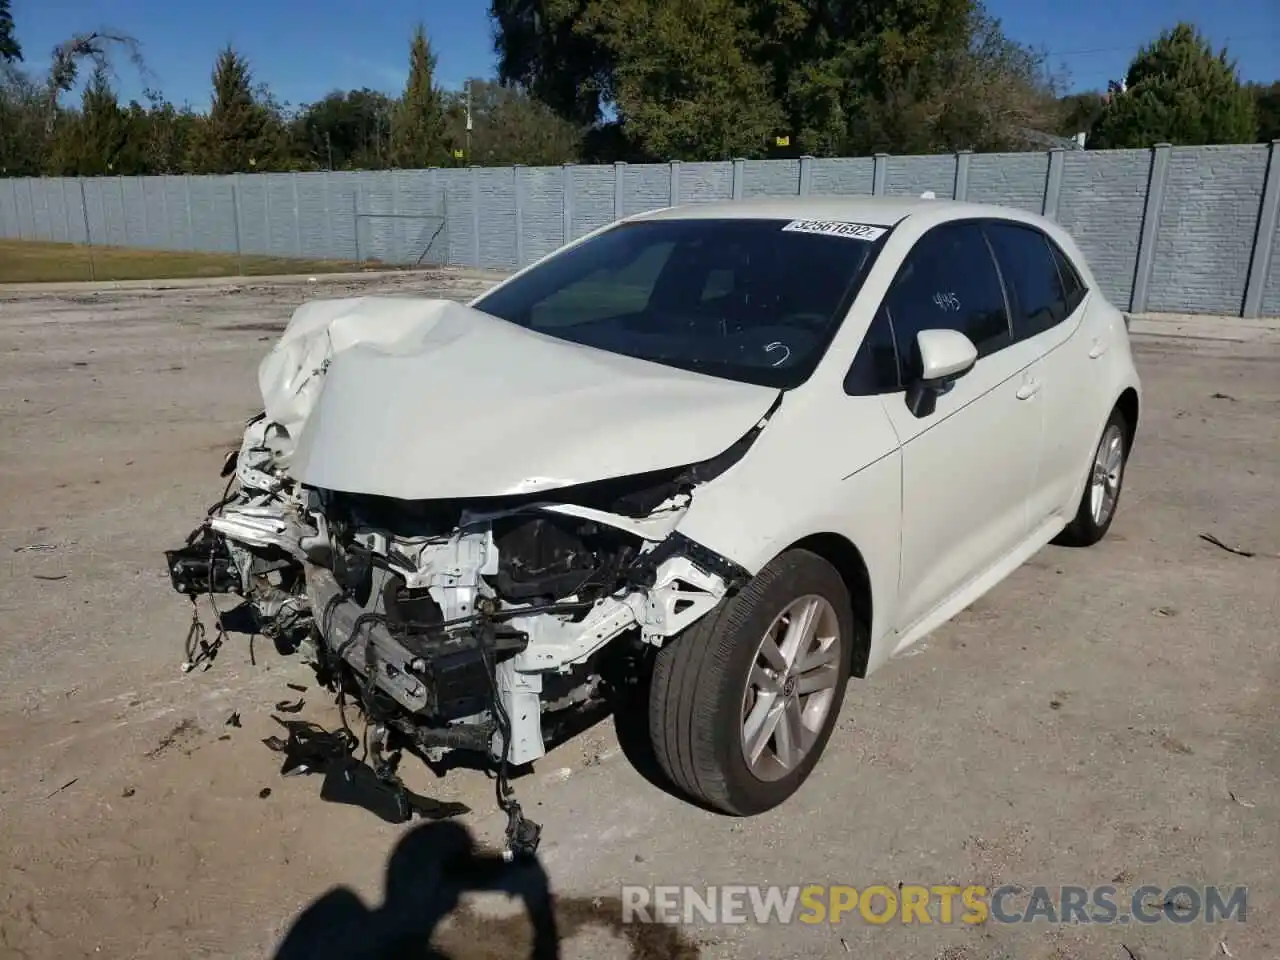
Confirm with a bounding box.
[168,422,757,745]
[300,459,755,766]
[165,412,315,668]
[163,297,775,854]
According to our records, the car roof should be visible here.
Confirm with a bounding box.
[628,195,1051,231]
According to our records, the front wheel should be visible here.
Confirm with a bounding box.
[647,549,855,815]
[1055,406,1131,547]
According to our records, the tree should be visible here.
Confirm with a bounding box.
[579,0,783,160]
[0,12,147,169]
[136,90,200,174]
[756,0,984,155]
[1089,23,1257,149]
[190,46,279,173]
[1248,81,1280,142]
[45,31,146,134]
[918,7,1062,153]
[48,65,131,175]
[0,70,50,175]
[295,88,394,169]
[390,25,449,168]
[0,0,20,63]
[489,0,610,128]
[444,78,582,165]
[1057,91,1105,139]
[490,0,1058,159]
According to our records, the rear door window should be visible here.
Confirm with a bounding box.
[983,222,1070,340]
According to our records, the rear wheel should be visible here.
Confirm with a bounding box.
[648,549,855,815]
[1055,406,1130,547]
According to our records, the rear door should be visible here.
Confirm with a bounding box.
[982,220,1091,526]
[863,222,1045,633]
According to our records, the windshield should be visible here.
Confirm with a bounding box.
[473,217,890,389]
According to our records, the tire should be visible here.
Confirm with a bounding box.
[1054,406,1131,548]
[648,549,856,815]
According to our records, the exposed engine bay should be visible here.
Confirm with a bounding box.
[164,296,774,856]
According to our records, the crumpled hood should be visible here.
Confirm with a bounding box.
[260,296,779,500]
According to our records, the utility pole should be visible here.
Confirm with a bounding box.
[465,78,472,161]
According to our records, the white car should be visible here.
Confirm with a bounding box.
[166,197,1140,845]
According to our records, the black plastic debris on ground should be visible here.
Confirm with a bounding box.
[274,697,305,713]
[262,717,470,825]
[1199,532,1263,558]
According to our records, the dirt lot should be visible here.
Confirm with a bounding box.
[0,274,1276,960]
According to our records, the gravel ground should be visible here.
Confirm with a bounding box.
[0,273,1276,960]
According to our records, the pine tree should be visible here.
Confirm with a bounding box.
[390,25,449,168]
[194,46,272,172]
[77,66,128,173]
[48,66,128,175]
[1090,23,1257,148]
[0,0,21,63]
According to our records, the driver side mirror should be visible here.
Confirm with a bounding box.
[904,328,978,418]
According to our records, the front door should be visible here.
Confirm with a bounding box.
[874,222,1046,633]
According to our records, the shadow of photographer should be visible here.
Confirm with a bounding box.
[272,820,702,960]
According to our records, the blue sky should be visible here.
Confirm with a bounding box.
[8,0,1278,110]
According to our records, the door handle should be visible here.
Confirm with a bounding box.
[1088,338,1108,359]
[1016,377,1041,400]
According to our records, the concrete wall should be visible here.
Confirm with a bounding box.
[2,142,1279,317]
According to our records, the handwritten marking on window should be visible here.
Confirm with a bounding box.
[764,341,792,367]
[933,292,961,312]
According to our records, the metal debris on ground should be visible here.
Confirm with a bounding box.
[259,787,272,799]
[33,574,68,581]
[44,778,78,799]
[263,719,356,778]
[1228,791,1256,809]
[286,682,307,693]
[274,697,305,713]
[225,711,241,728]
[13,543,58,553]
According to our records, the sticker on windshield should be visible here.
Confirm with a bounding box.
[780,219,887,241]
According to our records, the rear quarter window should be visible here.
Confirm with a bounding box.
[1050,241,1088,313]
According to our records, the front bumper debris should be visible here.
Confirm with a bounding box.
[164,393,757,859]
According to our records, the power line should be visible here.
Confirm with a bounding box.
[1045,33,1273,59]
